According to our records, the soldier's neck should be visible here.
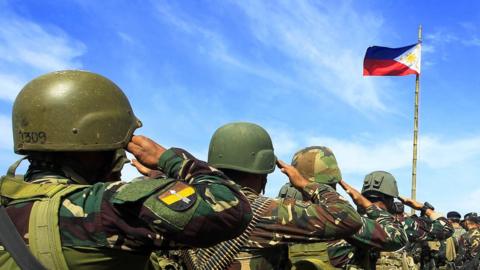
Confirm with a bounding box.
[236,179,262,194]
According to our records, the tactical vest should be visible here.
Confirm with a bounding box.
[375,251,413,270]
[279,185,342,270]
[0,160,152,270]
[288,242,339,270]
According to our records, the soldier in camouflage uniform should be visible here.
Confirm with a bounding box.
[176,123,363,270]
[397,195,454,269]
[353,171,453,270]
[455,212,480,269]
[448,211,466,242]
[432,211,466,269]
[0,70,252,270]
[278,147,408,270]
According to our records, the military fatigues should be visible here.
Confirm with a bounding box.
[455,228,480,268]
[402,214,454,269]
[0,148,251,269]
[322,205,408,269]
[188,182,362,270]
[430,226,465,269]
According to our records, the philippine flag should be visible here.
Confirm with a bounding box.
[363,43,421,76]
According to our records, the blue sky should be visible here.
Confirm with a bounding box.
[1,0,480,214]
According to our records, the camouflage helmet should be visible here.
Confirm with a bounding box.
[361,171,399,198]
[12,70,142,154]
[291,146,342,184]
[208,122,276,174]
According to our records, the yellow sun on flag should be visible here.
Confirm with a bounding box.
[397,44,421,73]
[405,53,417,64]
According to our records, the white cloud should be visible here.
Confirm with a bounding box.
[0,114,12,150]
[232,0,388,111]
[268,128,300,159]
[456,188,480,213]
[152,1,294,88]
[0,73,24,101]
[152,1,390,112]
[266,131,480,175]
[0,6,86,101]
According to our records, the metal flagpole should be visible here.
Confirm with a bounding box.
[411,25,422,215]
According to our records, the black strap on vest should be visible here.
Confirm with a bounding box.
[0,205,46,270]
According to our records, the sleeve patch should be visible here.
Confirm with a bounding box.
[112,178,175,204]
[157,182,197,211]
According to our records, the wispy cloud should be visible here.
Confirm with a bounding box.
[267,129,480,175]
[0,114,12,150]
[151,1,294,88]
[232,0,388,112]
[151,1,391,112]
[0,4,86,101]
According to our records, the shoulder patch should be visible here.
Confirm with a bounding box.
[111,178,175,204]
[157,182,197,211]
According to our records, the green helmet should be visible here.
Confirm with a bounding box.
[208,122,276,174]
[361,171,399,198]
[12,70,142,154]
[291,146,342,184]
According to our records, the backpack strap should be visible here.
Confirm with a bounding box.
[29,184,86,270]
[0,205,47,270]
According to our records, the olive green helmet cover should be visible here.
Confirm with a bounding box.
[208,122,276,174]
[12,70,142,154]
[291,146,342,185]
[361,171,399,198]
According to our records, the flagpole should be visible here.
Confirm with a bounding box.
[411,25,422,215]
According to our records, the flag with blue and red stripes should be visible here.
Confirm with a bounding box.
[363,43,421,76]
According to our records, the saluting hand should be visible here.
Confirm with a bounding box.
[131,159,152,176]
[398,196,423,210]
[127,135,166,169]
[339,179,372,208]
[276,159,310,189]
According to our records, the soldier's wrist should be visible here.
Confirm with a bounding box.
[157,148,182,177]
[302,182,330,200]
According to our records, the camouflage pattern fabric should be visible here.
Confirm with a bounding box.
[290,146,341,184]
[401,214,454,270]
[0,148,251,269]
[455,228,480,268]
[199,182,362,270]
[403,215,454,242]
[453,226,467,242]
[323,205,408,269]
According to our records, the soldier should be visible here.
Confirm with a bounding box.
[175,122,363,270]
[397,196,454,270]
[455,212,480,269]
[448,211,466,241]
[393,202,407,222]
[0,70,252,270]
[278,147,408,270]
[434,211,466,269]
[354,171,453,270]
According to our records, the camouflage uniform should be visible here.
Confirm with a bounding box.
[0,71,251,270]
[455,213,480,268]
[321,205,408,268]
[0,148,252,270]
[402,213,454,269]
[456,228,480,267]
[279,148,408,270]
[224,183,362,270]
[182,124,363,270]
